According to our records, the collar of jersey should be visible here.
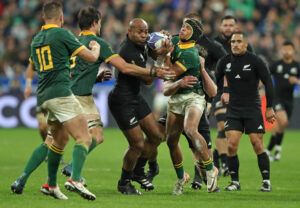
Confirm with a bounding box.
[41,24,59,30]
[178,41,195,49]
[79,31,96,36]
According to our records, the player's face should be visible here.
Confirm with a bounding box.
[179,23,192,40]
[231,34,248,55]
[129,23,148,46]
[281,45,295,60]
[220,19,236,38]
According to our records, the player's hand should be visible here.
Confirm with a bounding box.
[221,93,229,105]
[96,70,112,82]
[288,76,299,85]
[179,76,198,88]
[24,86,32,99]
[154,39,173,56]
[159,30,172,39]
[89,40,101,51]
[155,67,176,80]
[266,107,276,124]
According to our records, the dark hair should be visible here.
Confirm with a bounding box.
[184,12,201,21]
[78,6,101,30]
[221,15,237,23]
[282,40,295,48]
[232,31,247,38]
[42,0,63,19]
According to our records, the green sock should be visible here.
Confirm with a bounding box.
[203,158,213,171]
[88,138,97,154]
[21,143,48,183]
[48,145,64,187]
[174,162,184,179]
[72,144,88,181]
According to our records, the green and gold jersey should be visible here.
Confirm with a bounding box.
[171,40,202,94]
[30,24,85,106]
[70,31,118,96]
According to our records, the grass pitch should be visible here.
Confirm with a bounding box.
[0,128,299,208]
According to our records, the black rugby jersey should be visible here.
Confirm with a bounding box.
[270,60,300,101]
[113,36,148,96]
[216,51,273,108]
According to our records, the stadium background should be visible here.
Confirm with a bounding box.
[0,0,300,129]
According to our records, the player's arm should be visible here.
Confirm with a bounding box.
[108,55,175,80]
[24,60,35,99]
[163,76,198,96]
[76,40,101,62]
[165,55,186,77]
[256,56,275,123]
[199,56,217,98]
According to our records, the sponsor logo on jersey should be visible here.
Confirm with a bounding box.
[276,65,283,73]
[235,74,241,79]
[284,73,289,79]
[290,67,298,75]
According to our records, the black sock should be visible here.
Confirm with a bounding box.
[275,132,284,146]
[267,134,277,151]
[228,155,239,182]
[120,168,132,184]
[258,152,270,180]
[148,160,158,172]
[213,149,220,169]
[219,153,228,167]
[133,157,147,176]
[194,164,200,177]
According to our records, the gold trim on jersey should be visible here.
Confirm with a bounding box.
[178,41,195,49]
[175,61,187,72]
[71,45,86,57]
[79,30,96,36]
[29,57,33,64]
[41,24,59,30]
[105,54,119,63]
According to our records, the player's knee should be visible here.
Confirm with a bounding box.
[131,140,144,154]
[227,141,238,155]
[217,130,226,139]
[183,126,198,140]
[252,140,264,154]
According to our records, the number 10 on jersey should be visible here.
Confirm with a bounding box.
[36,45,54,71]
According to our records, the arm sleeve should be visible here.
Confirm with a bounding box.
[256,57,273,107]
[215,58,225,84]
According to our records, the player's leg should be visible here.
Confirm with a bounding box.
[266,103,288,161]
[246,115,271,192]
[184,106,218,193]
[214,108,228,175]
[166,111,187,195]
[224,117,243,191]
[11,132,53,194]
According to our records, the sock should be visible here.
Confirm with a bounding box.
[174,162,184,179]
[148,160,158,172]
[228,155,239,182]
[71,144,88,181]
[88,138,97,154]
[267,134,277,151]
[219,153,228,167]
[194,164,200,178]
[258,152,270,180]
[203,158,213,171]
[48,144,64,187]
[120,168,132,184]
[133,157,147,175]
[275,132,284,146]
[213,149,220,169]
[21,143,48,183]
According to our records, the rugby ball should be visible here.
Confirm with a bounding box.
[147,32,169,50]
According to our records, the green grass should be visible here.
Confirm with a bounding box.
[0,128,299,208]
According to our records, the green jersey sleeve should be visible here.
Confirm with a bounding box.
[98,39,118,63]
[176,50,199,71]
[60,29,85,57]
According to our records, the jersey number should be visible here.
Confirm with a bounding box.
[36,46,54,71]
[70,56,77,69]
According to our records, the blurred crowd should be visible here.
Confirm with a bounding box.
[0,0,300,95]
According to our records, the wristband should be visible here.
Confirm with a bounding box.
[223,86,229,93]
[25,78,32,88]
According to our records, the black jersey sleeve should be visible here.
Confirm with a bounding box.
[215,57,226,84]
[256,56,273,107]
